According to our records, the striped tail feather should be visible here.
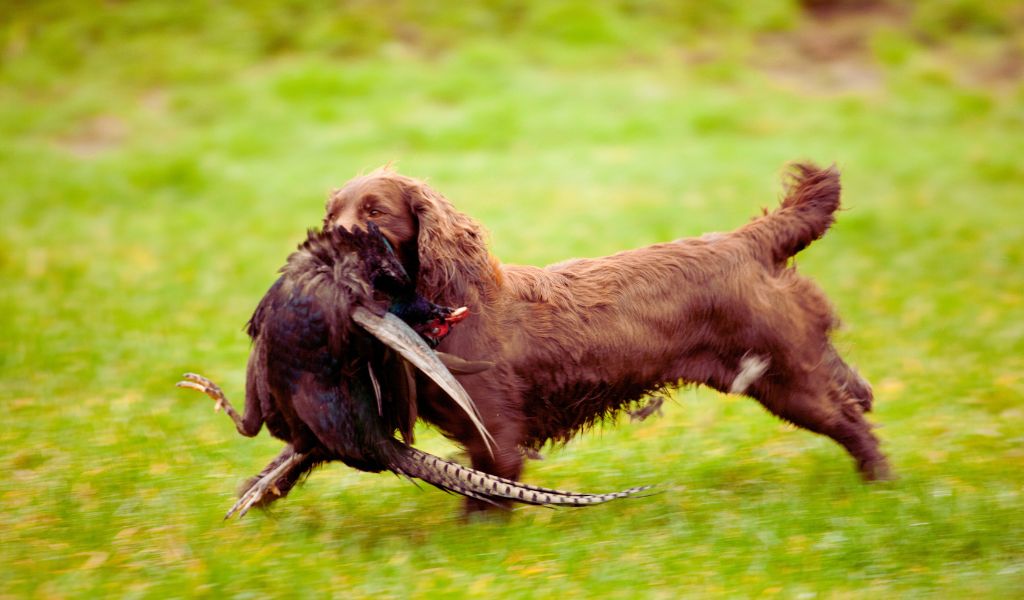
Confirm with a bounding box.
[394,446,652,507]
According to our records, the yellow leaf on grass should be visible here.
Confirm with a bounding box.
[468,575,495,595]
[79,551,109,570]
[995,373,1019,388]
[878,378,906,395]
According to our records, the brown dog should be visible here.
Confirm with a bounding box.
[325,163,889,511]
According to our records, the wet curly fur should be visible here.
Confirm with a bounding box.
[324,163,890,511]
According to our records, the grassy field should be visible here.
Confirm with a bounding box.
[2,2,1023,597]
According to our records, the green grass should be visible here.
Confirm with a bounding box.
[2,2,1023,597]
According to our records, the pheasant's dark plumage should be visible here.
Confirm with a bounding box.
[244,224,423,469]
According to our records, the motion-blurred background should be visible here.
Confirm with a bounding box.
[2,1,1022,596]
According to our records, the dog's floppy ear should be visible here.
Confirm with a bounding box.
[399,178,493,306]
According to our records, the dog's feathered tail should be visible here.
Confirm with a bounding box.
[741,163,841,267]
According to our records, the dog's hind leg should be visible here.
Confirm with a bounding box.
[829,351,874,414]
[836,402,891,481]
[753,382,890,481]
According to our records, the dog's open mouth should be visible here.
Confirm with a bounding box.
[421,306,469,344]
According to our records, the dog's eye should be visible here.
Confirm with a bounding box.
[367,208,382,218]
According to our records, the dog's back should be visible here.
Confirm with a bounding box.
[489,164,885,480]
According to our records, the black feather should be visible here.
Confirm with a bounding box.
[244,224,450,473]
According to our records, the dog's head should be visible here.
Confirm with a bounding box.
[324,170,418,269]
[324,168,493,305]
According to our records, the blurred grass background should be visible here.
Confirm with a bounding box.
[2,0,1023,597]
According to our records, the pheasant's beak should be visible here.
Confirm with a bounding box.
[351,306,496,457]
[420,306,470,346]
[446,306,469,324]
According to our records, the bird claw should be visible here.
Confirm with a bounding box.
[176,372,244,429]
[225,450,306,520]
[177,376,309,517]
[176,372,225,403]
[225,481,265,520]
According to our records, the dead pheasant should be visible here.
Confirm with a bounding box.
[178,224,649,518]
